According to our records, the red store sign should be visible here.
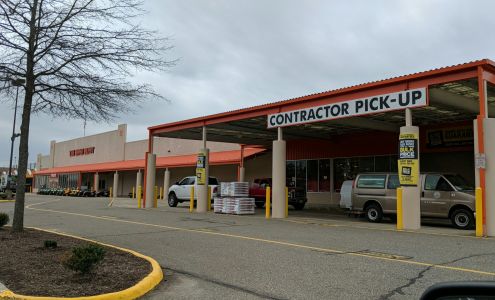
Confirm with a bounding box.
[69,147,95,157]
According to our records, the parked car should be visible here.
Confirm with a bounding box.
[249,178,307,210]
[167,176,219,207]
[350,173,475,229]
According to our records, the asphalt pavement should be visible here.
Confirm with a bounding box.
[1,194,494,299]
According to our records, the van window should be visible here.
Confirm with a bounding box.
[356,175,386,189]
[425,175,452,191]
[444,174,473,191]
[387,175,400,189]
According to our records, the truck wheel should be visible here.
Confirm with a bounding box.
[365,203,383,223]
[293,203,305,210]
[255,202,265,208]
[451,209,474,230]
[168,193,178,207]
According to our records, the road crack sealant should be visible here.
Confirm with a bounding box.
[378,252,495,299]
[25,199,495,278]
[163,266,288,300]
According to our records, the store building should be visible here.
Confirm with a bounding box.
[34,59,495,235]
[34,124,266,196]
[144,59,495,234]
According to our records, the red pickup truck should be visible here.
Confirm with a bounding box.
[249,178,307,210]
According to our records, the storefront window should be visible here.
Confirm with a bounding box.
[286,161,296,187]
[318,159,331,192]
[359,157,374,172]
[307,160,318,192]
[374,156,390,172]
[296,160,307,192]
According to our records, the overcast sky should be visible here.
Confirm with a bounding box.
[1,0,495,166]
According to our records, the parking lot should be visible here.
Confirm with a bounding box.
[2,194,494,299]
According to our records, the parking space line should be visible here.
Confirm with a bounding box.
[25,201,495,277]
[280,216,488,240]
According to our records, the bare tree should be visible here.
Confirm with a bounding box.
[0,0,174,231]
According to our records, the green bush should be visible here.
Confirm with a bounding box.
[0,213,9,228]
[64,244,106,274]
[44,240,58,248]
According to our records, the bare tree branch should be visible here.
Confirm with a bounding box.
[0,0,175,231]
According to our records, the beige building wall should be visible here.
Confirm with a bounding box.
[244,153,272,182]
[52,124,127,167]
[36,154,53,170]
[124,137,240,160]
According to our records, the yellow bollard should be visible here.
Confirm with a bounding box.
[476,187,483,237]
[190,186,194,213]
[207,186,212,211]
[160,187,163,200]
[154,186,158,208]
[132,186,135,199]
[266,186,271,219]
[137,186,142,208]
[109,187,113,198]
[396,187,403,230]
[285,187,289,217]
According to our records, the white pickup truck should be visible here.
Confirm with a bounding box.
[167,176,219,207]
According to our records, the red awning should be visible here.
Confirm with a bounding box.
[34,148,265,175]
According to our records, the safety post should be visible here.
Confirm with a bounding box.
[207,186,212,211]
[190,186,194,213]
[396,187,403,230]
[476,187,483,237]
[285,187,288,217]
[159,187,163,200]
[109,187,113,198]
[154,186,158,208]
[132,186,135,199]
[137,186,142,208]
[266,186,271,219]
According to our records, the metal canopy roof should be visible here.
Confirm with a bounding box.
[151,60,495,147]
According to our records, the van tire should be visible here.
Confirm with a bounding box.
[365,203,383,223]
[168,193,178,207]
[451,208,474,230]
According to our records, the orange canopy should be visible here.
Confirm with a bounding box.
[34,148,265,175]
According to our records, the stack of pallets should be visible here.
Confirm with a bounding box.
[215,182,254,215]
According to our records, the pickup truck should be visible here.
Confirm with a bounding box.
[168,176,219,207]
[249,178,307,210]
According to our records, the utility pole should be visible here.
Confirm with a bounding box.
[6,78,25,200]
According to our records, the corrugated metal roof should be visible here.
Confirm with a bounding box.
[149,59,494,132]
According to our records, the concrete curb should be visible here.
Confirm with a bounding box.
[0,227,163,300]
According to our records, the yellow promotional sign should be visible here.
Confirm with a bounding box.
[398,133,419,186]
[196,168,206,185]
[196,151,206,185]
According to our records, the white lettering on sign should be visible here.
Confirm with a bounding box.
[267,88,427,128]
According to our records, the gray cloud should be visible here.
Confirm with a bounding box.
[1,0,494,166]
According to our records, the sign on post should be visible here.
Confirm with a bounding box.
[475,153,486,169]
[398,133,419,186]
[196,151,206,185]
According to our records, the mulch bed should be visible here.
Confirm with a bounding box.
[0,227,151,297]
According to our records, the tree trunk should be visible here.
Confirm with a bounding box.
[12,0,38,232]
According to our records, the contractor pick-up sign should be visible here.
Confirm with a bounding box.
[267,88,427,128]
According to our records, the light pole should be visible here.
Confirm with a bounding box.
[6,78,25,200]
